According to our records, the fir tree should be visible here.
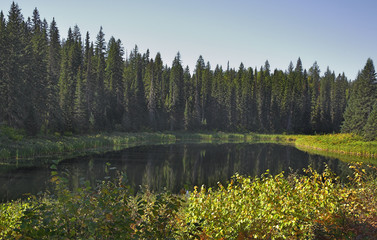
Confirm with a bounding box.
[105,37,124,129]
[46,18,63,132]
[342,59,376,135]
[167,52,184,130]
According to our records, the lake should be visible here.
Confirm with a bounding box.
[0,142,351,201]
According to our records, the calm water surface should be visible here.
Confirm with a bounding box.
[0,143,351,201]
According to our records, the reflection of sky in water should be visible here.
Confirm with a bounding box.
[0,143,350,202]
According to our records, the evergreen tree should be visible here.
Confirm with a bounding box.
[29,8,49,133]
[93,27,106,129]
[58,26,83,131]
[123,46,147,130]
[363,102,377,140]
[331,73,348,132]
[73,68,88,132]
[342,58,376,135]
[318,67,334,133]
[46,18,63,132]
[167,52,184,130]
[0,11,6,123]
[308,62,321,133]
[3,2,28,129]
[183,66,193,130]
[83,32,95,130]
[147,58,158,129]
[192,56,205,129]
[105,37,124,129]
[211,65,227,130]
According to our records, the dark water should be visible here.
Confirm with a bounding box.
[0,143,351,201]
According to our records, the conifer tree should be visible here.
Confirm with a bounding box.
[318,67,334,133]
[147,59,157,129]
[93,27,107,130]
[192,56,205,129]
[342,58,376,135]
[58,26,83,131]
[46,18,63,132]
[308,62,321,133]
[105,37,124,129]
[331,73,348,132]
[29,8,49,133]
[123,46,147,130]
[167,52,184,130]
[0,11,6,123]
[73,68,88,132]
[363,102,377,140]
[3,2,28,129]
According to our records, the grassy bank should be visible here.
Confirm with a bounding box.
[294,133,377,158]
[0,131,290,162]
[1,130,376,164]
[0,132,177,162]
[1,165,377,239]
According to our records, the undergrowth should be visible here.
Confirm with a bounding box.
[1,164,377,239]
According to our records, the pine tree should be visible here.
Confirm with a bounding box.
[93,27,106,130]
[147,59,157,129]
[58,26,83,131]
[167,52,184,130]
[3,2,28,129]
[342,58,376,135]
[123,46,147,130]
[363,102,377,140]
[308,62,321,133]
[0,11,6,123]
[46,18,63,132]
[318,67,334,133]
[105,37,124,129]
[73,68,88,132]
[331,73,348,132]
[29,8,49,133]
[192,56,205,129]
[183,66,193,130]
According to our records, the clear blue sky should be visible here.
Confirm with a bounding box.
[1,0,376,79]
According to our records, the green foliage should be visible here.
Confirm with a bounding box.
[295,133,377,158]
[0,200,30,239]
[0,2,364,136]
[183,167,377,239]
[0,125,25,141]
[9,171,183,239]
[342,58,376,136]
[2,165,377,239]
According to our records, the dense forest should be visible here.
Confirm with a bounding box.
[0,3,376,139]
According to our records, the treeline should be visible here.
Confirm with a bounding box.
[0,3,375,138]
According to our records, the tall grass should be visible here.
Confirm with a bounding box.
[295,133,377,158]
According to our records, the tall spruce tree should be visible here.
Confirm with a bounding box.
[318,67,334,133]
[29,8,49,134]
[105,37,124,129]
[331,73,348,132]
[93,27,106,130]
[0,11,6,123]
[167,52,184,130]
[342,58,376,135]
[46,18,63,132]
[363,102,377,140]
[308,62,321,133]
[3,3,25,128]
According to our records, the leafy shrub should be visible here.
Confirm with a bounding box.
[182,167,375,239]
[14,172,183,239]
[1,165,377,239]
[0,125,25,141]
